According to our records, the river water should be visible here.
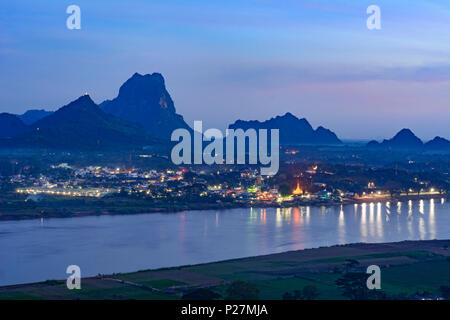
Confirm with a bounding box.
[0,199,449,286]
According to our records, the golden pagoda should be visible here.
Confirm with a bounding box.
[292,181,303,195]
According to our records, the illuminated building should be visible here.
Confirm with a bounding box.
[292,181,303,195]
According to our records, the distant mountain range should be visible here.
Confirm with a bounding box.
[0,72,448,151]
[18,109,53,125]
[100,73,191,140]
[0,113,28,138]
[425,136,450,150]
[229,112,342,146]
[0,110,54,139]
[367,129,450,151]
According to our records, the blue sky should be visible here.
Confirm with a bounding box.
[0,0,449,140]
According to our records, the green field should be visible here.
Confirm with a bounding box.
[1,240,449,300]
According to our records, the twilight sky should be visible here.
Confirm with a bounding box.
[0,0,449,140]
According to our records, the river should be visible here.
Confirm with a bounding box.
[0,198,449,286]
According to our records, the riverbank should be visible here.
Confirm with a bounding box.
[0,193,447,222]
[1,239,449,300]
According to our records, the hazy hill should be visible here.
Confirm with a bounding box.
[18,109,53,125]
[0,113,28,138]
[6,95,158,149]
[367,129,423,150]
[367,129,450,152]
[425,136,450,151]
[228,112,342,145]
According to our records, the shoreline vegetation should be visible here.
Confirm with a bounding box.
[1,239,449,300]
[0,193,447,222]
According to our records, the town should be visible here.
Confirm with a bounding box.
[1,147,448,221]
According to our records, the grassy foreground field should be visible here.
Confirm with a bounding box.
[1,240,449,300]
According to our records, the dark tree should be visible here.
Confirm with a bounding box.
[282,292,294,300]
[225,280,259,300]
[302,285,319,300]
[279,183,292,197]
[335,272,371,300]
[440,285,450,299]
[281,286,319,300]
[344,259,360,272]
[182,288,221,300]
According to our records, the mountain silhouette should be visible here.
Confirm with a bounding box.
[425,136,450,151]
[367,129,424,150]
[228,112,342,145]
[5,95,158,149]
[0,113,27,138]
[18,109,53,125]
[100,73,191,140]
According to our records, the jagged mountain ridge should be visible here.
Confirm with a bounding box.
[4,95,158,149]
[2,73,448,152]
[100,72,191,140]
[228,112,342,145]
[18,109,53,125]
[367,129,450,151]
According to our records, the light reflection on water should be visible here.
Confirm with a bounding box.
[0,199,448,286]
